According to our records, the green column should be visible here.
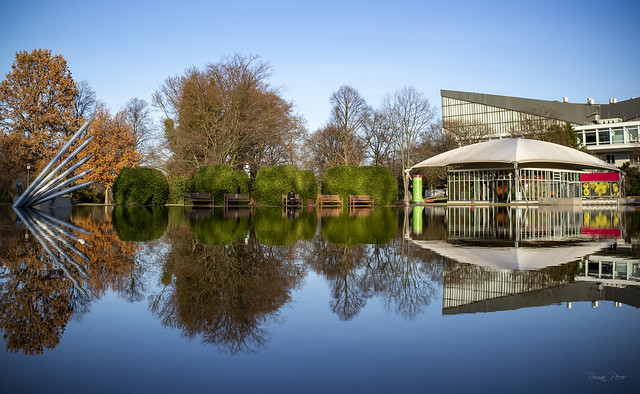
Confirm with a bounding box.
[412,175,423,203]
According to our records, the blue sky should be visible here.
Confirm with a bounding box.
[2,0,639,132]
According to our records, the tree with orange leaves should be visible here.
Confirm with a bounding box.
[0,49,80,199]
[75,106,140,203]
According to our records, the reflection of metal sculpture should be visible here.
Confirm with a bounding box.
[13,120,93,208]
[13,207,91,298]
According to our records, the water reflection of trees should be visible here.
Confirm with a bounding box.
[304,234,443,321]
[150,230,304,354]
[74,209,142,302]
[0,238,77,355]
[0,207,140,354]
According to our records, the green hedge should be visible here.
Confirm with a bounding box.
[112,167,169,205]
[233,169,251,194]
[191,164,249,204]
[254,165,318,205]
[321,207,397,245]
[254,207,317,245]
[112,206,168,241]
[167,175,191,204]
[321,166,397,205]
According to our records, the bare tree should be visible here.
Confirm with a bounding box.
[329,85,371,166]
[303,124,351,177]
[382,86,437,204]
[125,98,153,150]
[443,119,494,146]
[414,120,458,189]
[73,80,99,120]
[364,110,395,167]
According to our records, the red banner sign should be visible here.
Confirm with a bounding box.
[580,172,620,182]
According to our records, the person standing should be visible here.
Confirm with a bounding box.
[16,179,23,195]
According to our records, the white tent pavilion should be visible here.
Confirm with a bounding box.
[410,138,619,172]
[409,138,621,203]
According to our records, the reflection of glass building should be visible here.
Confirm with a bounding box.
[442,261,640,314]
[441,90,640,166]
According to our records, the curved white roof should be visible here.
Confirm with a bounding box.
[410,138,619,172]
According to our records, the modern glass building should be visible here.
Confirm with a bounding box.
[441,90,640,165]
[575,121,640,166]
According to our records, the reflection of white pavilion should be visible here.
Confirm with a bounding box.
[415,240,612,271]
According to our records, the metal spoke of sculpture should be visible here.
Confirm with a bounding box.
[14,207,91,298]
[13,119,94,208]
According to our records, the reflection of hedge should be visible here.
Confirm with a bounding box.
[321,166,397,205]
[321,208,397,244]
[188,210,250,245]
[112,206,168,241]
[254,208,317,245]
[167,175,191,204]
[191,165,250,204]
[254,165,318,205]
[112,167,169,205]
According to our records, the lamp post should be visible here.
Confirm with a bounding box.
[26,163,31,187]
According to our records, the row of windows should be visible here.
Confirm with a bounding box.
[579,126,639,146]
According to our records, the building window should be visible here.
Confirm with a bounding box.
[599,130,610,144]
[612,128,624,143]
[606,154,615,164]
[585,132,597,145]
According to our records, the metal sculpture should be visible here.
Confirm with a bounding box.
[13,119,94,208]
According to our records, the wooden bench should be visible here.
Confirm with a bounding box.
[184,192,213,207]
[282,193,302,207]
[317,194,343,207]
[349,195,374,208]
[223,193,251,206]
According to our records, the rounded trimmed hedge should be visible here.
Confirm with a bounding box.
[254,165,318,206]
[191,164,249,204]
[167,175,191,205]
[321,166,397,205]
[112,167,169,205]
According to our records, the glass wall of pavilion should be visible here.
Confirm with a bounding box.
[446,166,590,203]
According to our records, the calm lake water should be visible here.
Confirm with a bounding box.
[0,204,638,393]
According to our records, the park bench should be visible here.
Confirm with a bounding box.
[183,192,213,208]
[349,195,374,208]
[223,193,251,206]
[317,194,343,207]
[282,193,302,207]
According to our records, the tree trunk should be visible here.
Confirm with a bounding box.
[105,186,110,205]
